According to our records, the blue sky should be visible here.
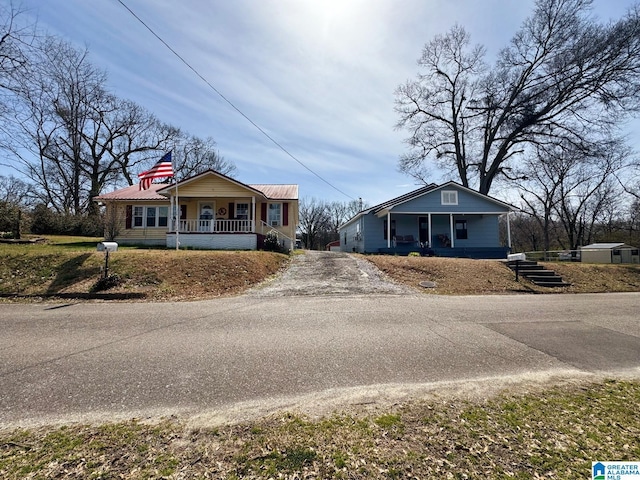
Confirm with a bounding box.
[16,0,635,205]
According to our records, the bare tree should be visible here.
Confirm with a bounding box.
[326,199,368,239]
[170,134,236,180]
[11,37,179,214]
[0,174,33,237]
[395,0,640,195]
[0,3,33,98]
[95,99,179,191]
[517,138,628,250]
[298,197,330,250]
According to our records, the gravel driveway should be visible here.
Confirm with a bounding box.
[246,250,416,297]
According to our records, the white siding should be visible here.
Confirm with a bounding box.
[167,234,258,250]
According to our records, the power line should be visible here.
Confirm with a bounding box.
[115,0,355,200]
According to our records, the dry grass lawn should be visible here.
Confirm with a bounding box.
[0,244,290,302]
[2,236,640,301]
[364,255,640,294]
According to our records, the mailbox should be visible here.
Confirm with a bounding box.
[507,252,526,261]
[97,241,118,252]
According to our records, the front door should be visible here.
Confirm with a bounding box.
[198,202,214,232]
[419,216,429,246]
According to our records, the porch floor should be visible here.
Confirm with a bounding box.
[377,246,510,259]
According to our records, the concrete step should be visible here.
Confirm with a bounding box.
[506,260,538,267]
[532,279,572,287]
[516,265,547,272]
[504,259,570,287]
[528,275,564,283]
[520,270,557,277]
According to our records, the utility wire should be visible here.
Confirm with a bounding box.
[115,0,355,200]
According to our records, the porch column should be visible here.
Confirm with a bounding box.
[387,212,391,249]
[170,195,174,231]
[449,213,455,248]
[506,211,512,248]
[428,213,432,248]
[252,196,256,232]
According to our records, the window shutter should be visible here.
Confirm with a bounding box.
[261,203,267,222]
[180,204,187,220]
[229,202,235,219]
[125,205,132,229]
[283,202,289,226]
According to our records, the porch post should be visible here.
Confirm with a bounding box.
[428,213,432,248]
[170,195,174,231]
[387,212,391,249]
[449,213,455,248]
[506,211,512,248]
[252,196,256,233]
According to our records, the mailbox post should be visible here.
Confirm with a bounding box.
[97,242,118,279]
[507,252,526,282]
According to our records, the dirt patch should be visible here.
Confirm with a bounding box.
[365,255,640,294]
[246,251,417,297]
[365,255,534,294]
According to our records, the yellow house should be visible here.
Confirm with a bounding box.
[95,170,299,250]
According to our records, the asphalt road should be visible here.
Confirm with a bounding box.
[1,289,639,428]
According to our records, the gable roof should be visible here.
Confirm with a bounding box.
[366,183,439,215]
[339,181,513,228]
[371,181,513,215]
[94,169,299,202]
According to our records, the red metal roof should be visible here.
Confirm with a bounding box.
[94,183,167,201]
[95,181,298,201]
[249,184,298,200]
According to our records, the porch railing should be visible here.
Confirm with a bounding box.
[174,219,254,233]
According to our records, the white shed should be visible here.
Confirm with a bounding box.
[580,243,639,264]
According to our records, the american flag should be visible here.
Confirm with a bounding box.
[138,152,174,190]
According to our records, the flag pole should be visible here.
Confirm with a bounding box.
[175,174,179,251]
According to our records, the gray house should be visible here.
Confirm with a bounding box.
[339,181,513,259]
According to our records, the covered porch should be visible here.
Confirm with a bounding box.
[378,211,512,259]
[173,218,255,234]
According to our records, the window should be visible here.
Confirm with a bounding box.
[441,190,458,205]
[268,203,281,226]
[133,206,144,227]
[236,203,249,220]
[133,206,169,228]
[146,207,157,227]
[455,220,468,240]
[158,207,168,227]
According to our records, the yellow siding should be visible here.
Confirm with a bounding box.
[255,200,298,242]
[109,202,167,242]
[176,176,257,197]
[103,195,299,246]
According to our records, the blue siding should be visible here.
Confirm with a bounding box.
[338,183,512,258]
[362,213,387,252]
[341,217,364,252]
[392,187,508,213]
[342,212,503,252]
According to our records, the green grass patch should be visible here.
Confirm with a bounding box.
[2,380,638,479]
